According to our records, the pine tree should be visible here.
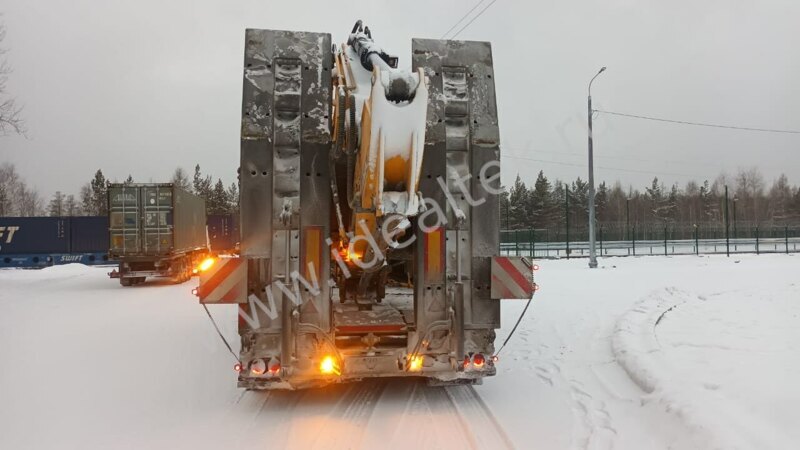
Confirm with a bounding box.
[209,179,228,214]
[665,184,679,222]
[226,182,239,214]
[646,177,666,221]
[192,164,212,206]
[507,174,528,229]
[570,177,588,229]
[595,182,608,222]
[528,171,554,229]
[699,180,716,222]
[499,187,510,230]
[90,170,107,215]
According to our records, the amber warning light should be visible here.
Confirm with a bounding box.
[196,257,216,273]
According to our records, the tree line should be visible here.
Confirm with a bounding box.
[0,162,238,217]
[500,168,800,231]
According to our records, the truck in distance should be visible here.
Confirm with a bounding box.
[108,183,209,286]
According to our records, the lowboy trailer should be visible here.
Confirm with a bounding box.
[197,22,535,390]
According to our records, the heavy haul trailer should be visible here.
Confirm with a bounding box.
[0,216,112,268]
[108,183,209,286]
[198,22,535,390]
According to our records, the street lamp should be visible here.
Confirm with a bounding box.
[587,66,606,268]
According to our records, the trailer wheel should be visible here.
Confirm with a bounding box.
[120,278,132,287]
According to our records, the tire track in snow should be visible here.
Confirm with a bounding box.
[304,379,390,450]
[443,385,515,449]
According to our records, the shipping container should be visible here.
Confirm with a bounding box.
[0,216,112,268]
[107,183,208,285]
[69,216,109,253]
[108,184,207,257]
[207,214,239,253]
[0,217,69,254]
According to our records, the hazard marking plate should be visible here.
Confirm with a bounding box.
[490,256,534,299]
[197,257,247,304]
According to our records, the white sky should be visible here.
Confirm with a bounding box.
[2,0,799,197]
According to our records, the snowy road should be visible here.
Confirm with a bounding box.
[1,255,798,449]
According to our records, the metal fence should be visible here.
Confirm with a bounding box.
[500,226,800,258]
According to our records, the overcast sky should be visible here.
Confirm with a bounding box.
[2,0,799,198]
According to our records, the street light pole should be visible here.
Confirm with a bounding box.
[587,66,606,268]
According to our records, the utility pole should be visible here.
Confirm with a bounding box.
[587,66,606,268]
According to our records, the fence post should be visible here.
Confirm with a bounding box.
[632,225,636,256]
[724,186,730,257]
[515,229,520,256]
[565,184,570,260]
[664,224,668,256]
[529,228,534,258]
[600,226,604,255]
[756,226,759,255]
[786,226,789,254]
[694,224,699,255]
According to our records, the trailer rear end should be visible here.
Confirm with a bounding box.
[195,25,537,390]
[108,183,208,285]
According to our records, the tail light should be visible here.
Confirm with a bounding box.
[472,353,486,369]
[268,357,281,376]
[250,358,267,376]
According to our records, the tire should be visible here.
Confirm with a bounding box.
[120,278,132,287]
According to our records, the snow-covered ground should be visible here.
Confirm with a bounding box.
[1,255,798,449]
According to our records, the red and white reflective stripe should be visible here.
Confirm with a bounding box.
[490,256,534,299]
[198,257,246,304]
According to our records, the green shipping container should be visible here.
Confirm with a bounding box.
[108,183,207,257]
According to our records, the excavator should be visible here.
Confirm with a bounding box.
[196,21,535,389]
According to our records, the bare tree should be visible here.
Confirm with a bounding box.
[171,167,192,193]
[48,191,65,216]
[0,161,20,215]
[0,18,26,136]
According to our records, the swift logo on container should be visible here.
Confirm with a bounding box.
[0,226,20,243]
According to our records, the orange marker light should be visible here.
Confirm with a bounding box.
[320,355,341,376]
[408,355,424,372]
[198,257,215,272]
